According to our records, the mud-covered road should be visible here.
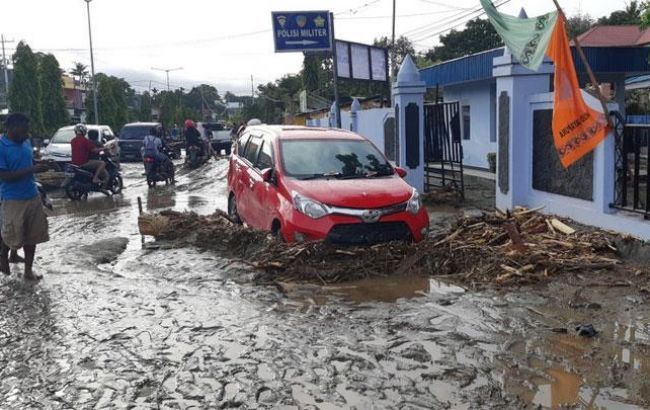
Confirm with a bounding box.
[1,160,649,409]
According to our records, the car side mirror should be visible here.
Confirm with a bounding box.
[43,139,50,146]
[395,167,407,178]
[261,168,274,183]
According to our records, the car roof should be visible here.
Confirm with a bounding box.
[246,125,366,141]
[122,122,160,128]
[58,124,110,131]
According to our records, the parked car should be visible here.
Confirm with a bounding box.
[227,125,429,244]
[40,125,116,165]
[119,122,162,162]
[198,122,233,155]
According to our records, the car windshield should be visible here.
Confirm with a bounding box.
[120,126,151,140]
[281,139,393,180]
[50,128,76,144]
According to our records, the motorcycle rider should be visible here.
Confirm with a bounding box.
[142,127,174,181]
[184,120,204,158]
[70,124,109,188]
[87,129,103,160]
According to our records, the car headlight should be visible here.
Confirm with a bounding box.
[406,189,422,214]
[293,192,330,219]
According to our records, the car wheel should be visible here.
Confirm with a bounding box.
[228,195,242,224]
[147,178,156,188]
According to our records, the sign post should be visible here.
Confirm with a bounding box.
[272,11,332,53]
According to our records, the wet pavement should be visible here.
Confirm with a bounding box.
[1,160,650,409]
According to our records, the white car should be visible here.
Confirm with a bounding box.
[41,125,118,164]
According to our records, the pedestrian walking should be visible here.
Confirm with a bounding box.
[0,113,50,281]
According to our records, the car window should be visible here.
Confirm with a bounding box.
[245,137,262,164]
[281,139,392,178]
[237,133,251,156]
[120,126,153,140]
[257,138,273,170]
[51,128,76,144]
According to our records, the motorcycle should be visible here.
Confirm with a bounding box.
[186,143,209,169]
[144,154,175,187]
[63,153,123,200]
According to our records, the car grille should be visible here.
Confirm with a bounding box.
[327,222,412,245]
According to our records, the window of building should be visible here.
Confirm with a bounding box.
[462,105,471,140]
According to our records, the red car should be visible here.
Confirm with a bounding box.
[227,126,429,244]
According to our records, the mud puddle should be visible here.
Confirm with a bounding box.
[1,161,650,408]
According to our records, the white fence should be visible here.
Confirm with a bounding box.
[306,107,393,154]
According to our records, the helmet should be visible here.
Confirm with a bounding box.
[247,118,262,126]
[74,123,88,136]
[184,119,195,128]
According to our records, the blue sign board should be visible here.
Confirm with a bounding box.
[272,11,332,53]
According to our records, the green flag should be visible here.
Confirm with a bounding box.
[480,0,558,71]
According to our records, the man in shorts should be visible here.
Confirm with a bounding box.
[0,113,50,281]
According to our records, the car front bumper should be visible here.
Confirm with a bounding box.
[280,208,430,244]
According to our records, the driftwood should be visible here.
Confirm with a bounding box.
[136,207,629,287]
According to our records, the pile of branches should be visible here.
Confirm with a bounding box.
[138,206,624,286]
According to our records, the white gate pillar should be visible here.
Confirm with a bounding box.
[392,55,426,192]
[493,51,553,211]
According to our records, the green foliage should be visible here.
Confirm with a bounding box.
[567,14,594,38]
[86,74,131,132]
[373,35,415,72]
[8,42,42,133]
[302,55,321,92]
[70,62,88,87]
[38,54,69,135]
[138,91,152,122]
[424,18,503,63]
[598,1,642,24]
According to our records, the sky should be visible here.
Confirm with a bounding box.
[1,0,629,95]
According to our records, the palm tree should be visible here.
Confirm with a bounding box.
[70,62,88,111]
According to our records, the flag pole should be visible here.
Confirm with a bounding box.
[551,0,613,126]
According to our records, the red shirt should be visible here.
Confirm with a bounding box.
[71,135,96,166]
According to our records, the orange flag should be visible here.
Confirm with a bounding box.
[546,14,610,168]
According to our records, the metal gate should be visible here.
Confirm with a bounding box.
[424,102,465,196]
[612,112,650,219]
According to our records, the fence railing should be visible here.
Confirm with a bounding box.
[613,120,650,219]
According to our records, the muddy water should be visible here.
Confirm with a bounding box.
[1,160,649,409]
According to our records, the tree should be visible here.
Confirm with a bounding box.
[374,35,415,73]
[302,54,321,92]
[70,62,88,88]
[567,14,594,38]
[38,54,68,135]
[138,91,152,121]
[86,73,132,131]
[424,18,503,63]
[598,1,642,25]
[8,42,42,133]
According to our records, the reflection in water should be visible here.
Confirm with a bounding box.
[146,189,176,210]
[324,275,432,303]
[503,317,650,409]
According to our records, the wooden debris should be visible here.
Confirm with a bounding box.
[551,218,576,235]
[137,207,629,287]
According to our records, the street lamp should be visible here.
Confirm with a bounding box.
[85,0,99,125]
[151,67,183,91]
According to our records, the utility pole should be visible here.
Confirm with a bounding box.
[84,0,99,125]
[151,67,183,91]
[1,34,15,110]
[391,0,396,79]
[250,75,255,99]
[329,12,341,128]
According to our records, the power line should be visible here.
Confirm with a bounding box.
[337,9,463,20]
[412,0,512,43]
[404,0,510,43]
